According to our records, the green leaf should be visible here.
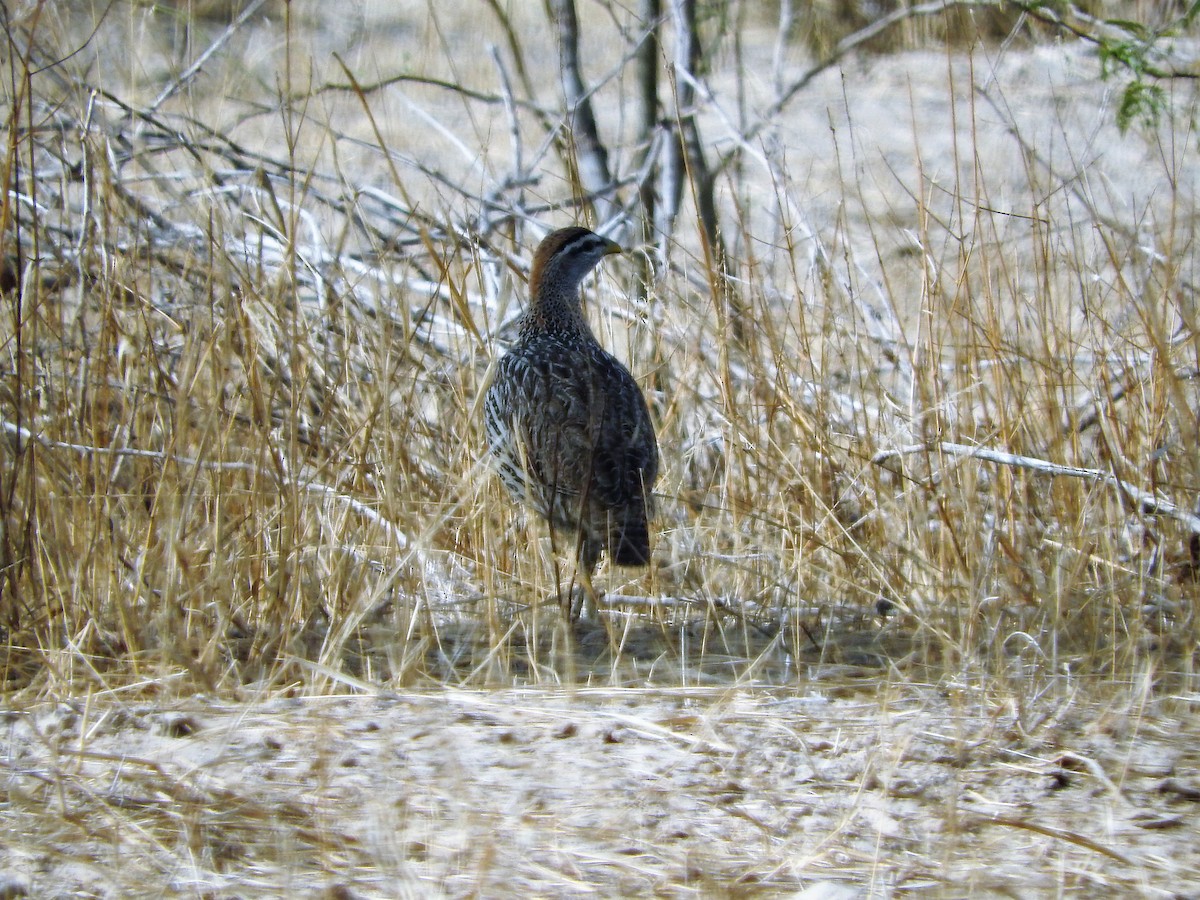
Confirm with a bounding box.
[1104,19,1150,39]
[1116,81,1166,133]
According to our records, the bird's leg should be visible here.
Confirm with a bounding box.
[572,564,599,622]
[569,538,602,622]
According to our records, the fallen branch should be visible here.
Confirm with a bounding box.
[872,441,1200,534]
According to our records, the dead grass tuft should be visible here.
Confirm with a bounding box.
[2,1,1197,701]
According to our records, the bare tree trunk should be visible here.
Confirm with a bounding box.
[665,0,741,342]
[654,0,685,254]
[546,0,617,225]
[634,0,661,296]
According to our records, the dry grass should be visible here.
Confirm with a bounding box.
[2,0,1197,694]
[2,0,1199,895]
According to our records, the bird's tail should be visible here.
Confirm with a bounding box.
[612,511,651,566]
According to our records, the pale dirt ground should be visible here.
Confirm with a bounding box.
[4,679,1200,897]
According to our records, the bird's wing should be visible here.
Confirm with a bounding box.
[488,343,658,509]
[583,353,659,510]
[491,349,595,500]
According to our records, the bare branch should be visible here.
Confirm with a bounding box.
[547,0,617,223]
[715,0,1005,179]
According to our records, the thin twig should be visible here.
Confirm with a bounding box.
[971,815,1136,865]
[148,0,271,113]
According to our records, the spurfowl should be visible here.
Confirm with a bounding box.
[485,226,659,617]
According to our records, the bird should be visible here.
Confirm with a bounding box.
[484,226,659,618]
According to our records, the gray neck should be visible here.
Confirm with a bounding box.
[520,271,594,341]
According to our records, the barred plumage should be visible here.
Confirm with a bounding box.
[485,227,658,613]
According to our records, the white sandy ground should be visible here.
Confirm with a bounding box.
[3,683,1199,897]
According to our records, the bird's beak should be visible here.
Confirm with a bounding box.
[603,238,623,256]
